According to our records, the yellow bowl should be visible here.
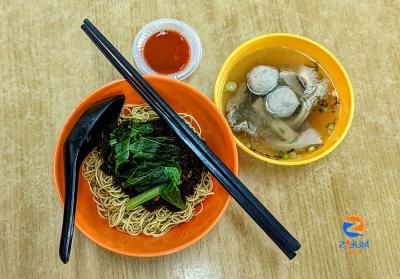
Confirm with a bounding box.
[214,33,354,166]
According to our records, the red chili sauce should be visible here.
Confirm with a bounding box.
[143,30,190,74]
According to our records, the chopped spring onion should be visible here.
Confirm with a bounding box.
[307,145,316,152]
[320,105,329,113]
[276,150,290,160]
[327,122,335,130]
[224,81,237,92]
[281,153,290,160]
[276,150,284,158]
[327,122,335,135]
[289,151,297,159]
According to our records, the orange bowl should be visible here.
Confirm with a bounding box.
[53,76,238,257]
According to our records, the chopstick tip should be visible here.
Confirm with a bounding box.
[288,251,297,260]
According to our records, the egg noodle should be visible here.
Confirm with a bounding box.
[82,104,213,237]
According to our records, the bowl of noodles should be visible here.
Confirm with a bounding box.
[53,76,238,257]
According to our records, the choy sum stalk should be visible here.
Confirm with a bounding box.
[125,186,161,211]
[125,166,187,211]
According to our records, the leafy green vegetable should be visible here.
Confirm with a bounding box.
[108,121,155,174]
[130,160,178,177]
[113,138,130,174]
[129,137,180,160]
[126,166,173,192]
[102,119,187,211]
[110,121,154,144]
[125,166,186,211]
[159,167,186,209]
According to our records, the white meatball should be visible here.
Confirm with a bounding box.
[265,86,300,118]
[246,66,279,95]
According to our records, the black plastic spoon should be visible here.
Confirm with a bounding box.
[59,95,125,263]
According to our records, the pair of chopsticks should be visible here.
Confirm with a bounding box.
[81,19,301,259]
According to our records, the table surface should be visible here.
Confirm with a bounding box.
[1,0,399,278]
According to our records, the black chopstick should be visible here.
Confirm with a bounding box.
[81,19,301,258]
[81,22,300,258]
[81,23,299,258]
[81,20,300,258]
[82,19,300,252]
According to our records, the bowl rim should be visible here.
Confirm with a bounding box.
[214,33,354,166]
[53,76,238,257]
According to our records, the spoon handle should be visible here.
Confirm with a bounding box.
[59,142,79,264]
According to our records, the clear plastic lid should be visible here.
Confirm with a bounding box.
[132,18,202,80]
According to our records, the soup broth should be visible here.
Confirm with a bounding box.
[222,47,340,159]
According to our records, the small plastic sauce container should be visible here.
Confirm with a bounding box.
[133,19,202,80]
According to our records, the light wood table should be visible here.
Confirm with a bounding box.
[1,0,399,278]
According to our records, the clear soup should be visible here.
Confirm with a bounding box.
[222,47,340,160]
